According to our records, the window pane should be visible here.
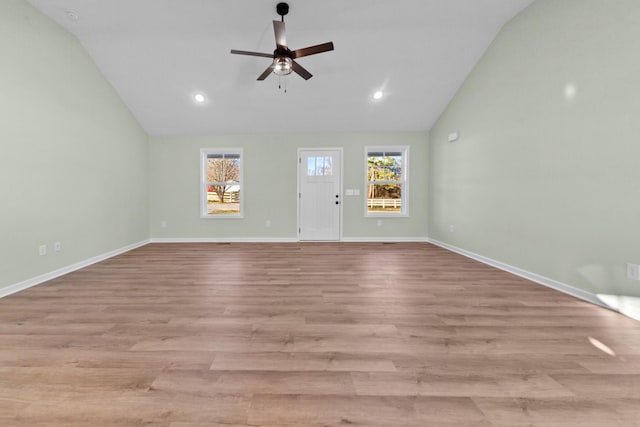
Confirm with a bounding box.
[315,157,324,176]
[367,184,402,213]
[307,157,316,176]
[322,156,333,176]
[207,186,240,215]
[202,149,242,217]
[386,154,402,181]
[365,146,408,216]
[307,156,334,176]
[368,154,402,182]
[208,157,240,183]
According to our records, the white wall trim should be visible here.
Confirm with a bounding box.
[150,237,299,243]
[342,237,430,243]
[0,240,150,299]
[428,238,608,309]
[152,237,429,243]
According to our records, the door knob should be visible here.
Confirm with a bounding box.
[335,201,339,205]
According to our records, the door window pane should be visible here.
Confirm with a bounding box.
[308,156,333,176]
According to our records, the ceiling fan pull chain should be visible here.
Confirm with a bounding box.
[277,76,287,93]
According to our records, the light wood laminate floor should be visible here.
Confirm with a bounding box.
[1,242,639,426]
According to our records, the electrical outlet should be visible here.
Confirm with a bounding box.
[53,241,61,252]
[627,263,640,281]
[377,219,383,227]
[161,221,167,228]
[449,224,454,233]
[38,245,47,256]
[265,219,271,228]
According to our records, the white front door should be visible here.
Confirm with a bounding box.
[298,149,342,241]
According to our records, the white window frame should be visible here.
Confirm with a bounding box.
[365,146,409,217]
[200,148,244,219]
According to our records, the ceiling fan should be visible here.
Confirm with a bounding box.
[230,2,334,81]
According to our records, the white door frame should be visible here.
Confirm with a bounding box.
[297,147,343,241]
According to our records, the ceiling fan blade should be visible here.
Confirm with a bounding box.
[273,20,287,48]
[257,63,276,81]
[230,49,273,59]
[291,60,312,80]
[292,42,334,59]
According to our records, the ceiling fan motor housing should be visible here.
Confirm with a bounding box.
[276,2,289,18]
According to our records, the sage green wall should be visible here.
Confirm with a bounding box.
[0,0,149,290]
[150,132,428,240]
[429,0,640,297]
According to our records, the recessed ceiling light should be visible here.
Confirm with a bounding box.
[564,83,577,100]
[194,93,206,104]
[373,91,383,100]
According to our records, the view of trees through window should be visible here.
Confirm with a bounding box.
[206,153,241,215]
[367,150,405,214]
[307,156,333,176]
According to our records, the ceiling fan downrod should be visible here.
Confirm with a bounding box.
[276,2,289,22]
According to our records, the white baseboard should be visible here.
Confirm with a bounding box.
[0,240,150,299]
[151,237,430,243]
[428,238,607,309]
[341,237,430,243]
[150,237,298,243]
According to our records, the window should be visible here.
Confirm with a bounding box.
[365,146,408,216]
[307,156,333,176]
[200,148,243,218]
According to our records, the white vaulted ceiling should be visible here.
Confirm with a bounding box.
[27,0,533,136]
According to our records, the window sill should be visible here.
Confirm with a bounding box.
[365,213,409,218]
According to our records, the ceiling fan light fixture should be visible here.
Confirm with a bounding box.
[273,57,293,76]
